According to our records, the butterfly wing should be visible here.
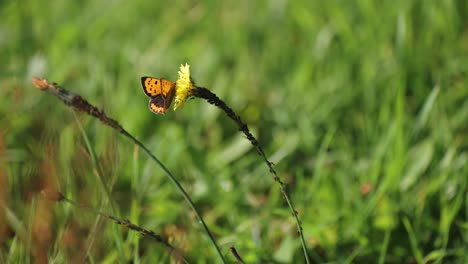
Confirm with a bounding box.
[141,77,163,97]
[161,79,176,109]
[148,96,167,114]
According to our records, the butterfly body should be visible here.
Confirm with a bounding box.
[141,77,176,114]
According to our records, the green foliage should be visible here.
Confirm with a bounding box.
[1,0,467,262]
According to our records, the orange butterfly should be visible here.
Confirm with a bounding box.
[141,77,176,114]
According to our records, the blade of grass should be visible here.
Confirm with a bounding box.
[378,229,391,264]
[130,145,141,263]
[72,111,126,261]
[403,217,424,264]
[411,85,440,139]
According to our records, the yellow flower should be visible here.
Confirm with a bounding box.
[174,63,194,110]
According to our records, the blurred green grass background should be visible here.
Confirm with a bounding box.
[1,0,468,262]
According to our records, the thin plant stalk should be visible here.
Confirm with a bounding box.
[192,86,315,263]
[174,64,313,262]
[32,77,226,263]
[41,190,187,263]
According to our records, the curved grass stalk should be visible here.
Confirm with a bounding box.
[192,87,315,263]
[32,77,226,263]
[41,190,188,263]
[174,63,315,262]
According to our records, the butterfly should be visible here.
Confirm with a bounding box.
[141,77,176,114]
